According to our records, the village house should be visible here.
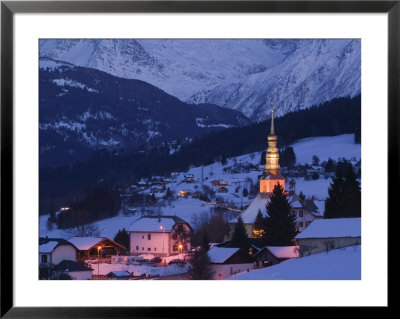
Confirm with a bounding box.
[253,245,299,267]
[53,260,93,280]
[295,218,361,256]
[106,271,134,280]
[207,247,256,280]
[183,174,195,183]
[39,237,78,265]
[129,215,192,257]
[68,237,127,263]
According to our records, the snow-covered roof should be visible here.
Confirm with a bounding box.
[68,237,105,251]
[39,241,59,253]
[230,245,361,280]
[107,271,132,277]
[129,216,189,233]
[295,218,361,239]
[231,193,270,224]
[207,247,240,263]
[266,246,299,259]
[291,200,303,209]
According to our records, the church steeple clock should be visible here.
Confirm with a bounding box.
[259,107,285,193]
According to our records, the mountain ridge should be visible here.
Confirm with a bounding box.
[40,39,361,121]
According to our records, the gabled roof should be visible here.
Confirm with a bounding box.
[39,237,77,253]
[295,218,361,239]
[230,193,270,224]
[207,247,240,263]
[265,246,299,259]
[53,260,93,272]
[107,271,133,277]
[129,215,191,233]
[68,237,126,251]
[39,241,59,253]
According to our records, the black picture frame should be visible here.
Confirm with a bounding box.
[1,0,395,317]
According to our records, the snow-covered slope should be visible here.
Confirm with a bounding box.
[40,39,361,121]
[291,134,360,164]
[229,245,361,280]
[40,134,360,240]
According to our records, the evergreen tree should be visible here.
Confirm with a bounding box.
[220,153,227,166]
[165,187,173,200]
[114,228,130,251]
[325,160,361,218]
[312,155,320,166]
[325,158,336,172]
[230,216,249,250]
[48,203,56,223]
[260,150,266,165]
[264,183,297,246]
[201,231,210,252]
[242,188,249,197]
[252,209,266,240]
[280,146,296,168]
[188,250,214,280]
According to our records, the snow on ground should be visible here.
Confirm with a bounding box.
[292,177,332,200]
[229,245,361,280]
[88,262,188,277]
[291,134,360,164]
[40,134,360,240]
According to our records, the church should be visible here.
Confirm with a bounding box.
[227,109,323,239]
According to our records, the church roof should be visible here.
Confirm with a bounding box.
[230,193,270,224]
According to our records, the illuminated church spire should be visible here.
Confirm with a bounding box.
[264,108,280,176]
[270,108,275,135]
[259,104,285,193]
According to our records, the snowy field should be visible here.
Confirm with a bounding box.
[88,262,188,278]
[230,245,361,280]
[40,134,360,240]
[291,134,360,164]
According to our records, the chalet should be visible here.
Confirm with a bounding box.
[289,194,324,232]
[68,237,126,263]
[184,174,195,182]
[207,247,255,280]
[106,271,134,280]
[39,237,78,265]
[211,180,228,187]
[53,260,93,280]
[306,166,325,179]
[170,172,180,180]
[129,216,192,257]
[191,191,203,199]
[253,246,299,267]
[295,218,361,256]
[178,190,191,197]
[218,186,228,193]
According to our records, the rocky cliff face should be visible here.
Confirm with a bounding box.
[40,39,361,121]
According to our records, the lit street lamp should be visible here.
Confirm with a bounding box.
[97,246,102,278]
[160,225,166,273]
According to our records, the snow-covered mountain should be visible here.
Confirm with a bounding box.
[40,39,361,121]
[39,58,250,167]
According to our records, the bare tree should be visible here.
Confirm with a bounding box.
[299,243,318,257]
[71,224,100,237]
[323,240,335,253]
